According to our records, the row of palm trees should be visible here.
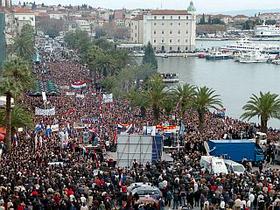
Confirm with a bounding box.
[0,24,35,151]
[128,75,280,133]
[128,75,223,129]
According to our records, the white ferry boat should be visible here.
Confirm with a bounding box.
[254,24,280,37]
[160,73,179,83]
[223,39,280,54]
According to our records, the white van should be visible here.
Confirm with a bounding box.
[200,156,228,174]
[224,159,245,175]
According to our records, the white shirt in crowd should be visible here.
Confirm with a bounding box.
[249,193,255,203]
[220,200,225,209]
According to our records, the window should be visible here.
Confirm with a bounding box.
[178,39,180,43]
[154,22,156,26]
[178,30,180,34]
[162,39,164,43]
[187,16,189,20]
[178,16,181,19]
[170,47,172,50]
[185,39,188,43]
[162,22,164,25]
[162,31,164,34]
[154,47,157,50]
[170,31,172,34]
[178,22,180,26]
[162,16,165,19]
[186,31,188,34]
[154,31,156,34]
[170,22,173,26]
[154,39,156,43]
[170,39,172,43]
[170,16,173,19]
[154,16,157,19]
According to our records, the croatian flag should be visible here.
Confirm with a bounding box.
[71,81,87,89]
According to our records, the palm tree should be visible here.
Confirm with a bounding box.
[193,86,222,129]
[12,24,35,60]
[173,84,196,118]
[0,105,33,131]
[241,92,280,133]
[146,75,166,123]
[127,89,149,117]
[0,58,33,151]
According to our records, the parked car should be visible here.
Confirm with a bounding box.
[131,185,162,200]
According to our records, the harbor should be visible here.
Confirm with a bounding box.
[157,55,280,128]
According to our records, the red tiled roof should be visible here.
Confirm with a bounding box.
[13,7,33,13]
[150,10,189,15]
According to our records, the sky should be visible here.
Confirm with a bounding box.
[19,0,279,13]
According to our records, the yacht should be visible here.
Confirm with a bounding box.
[160,73,179,83]
[254,24,280,37]
[206,51,232,60]
[238,51,269,64]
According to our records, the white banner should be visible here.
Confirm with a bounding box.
[66,92,75,96]
[51,124,59,132]
[102,93,113,103]
[76,94,85,99]
[35,107,56,116]
[42,92,47,101]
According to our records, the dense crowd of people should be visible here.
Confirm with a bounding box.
[0,37,280,210]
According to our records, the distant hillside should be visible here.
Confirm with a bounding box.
[220,8,280,16]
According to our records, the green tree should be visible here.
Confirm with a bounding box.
[146,75,166,122]
[127,89,149,117]
[200,13,206,24]
[241,92,280,133]
[208,15,212,24]
[37,19,65,38]
[12,24,35,60]
[0,105,33,130]
[64,30,91,52]
[0,58,33,151]
[173,84,196,119]
[142,42,158,70]
[193,86,222,129]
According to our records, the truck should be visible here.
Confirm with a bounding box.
[206,139,264,163]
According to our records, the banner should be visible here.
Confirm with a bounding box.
[42,92,47,101]
[102,93,113,103]
[66,92,75,96]
[35,107,55,116]
[71,81,87,89]
[76,94,85,99]
[51,124,59,132]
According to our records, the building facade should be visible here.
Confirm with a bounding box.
[259,13,280,22]
[128,1,196,52]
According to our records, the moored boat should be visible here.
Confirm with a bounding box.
[160,73,179,83]
[206,51,232,60]
[238,51,269,64]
